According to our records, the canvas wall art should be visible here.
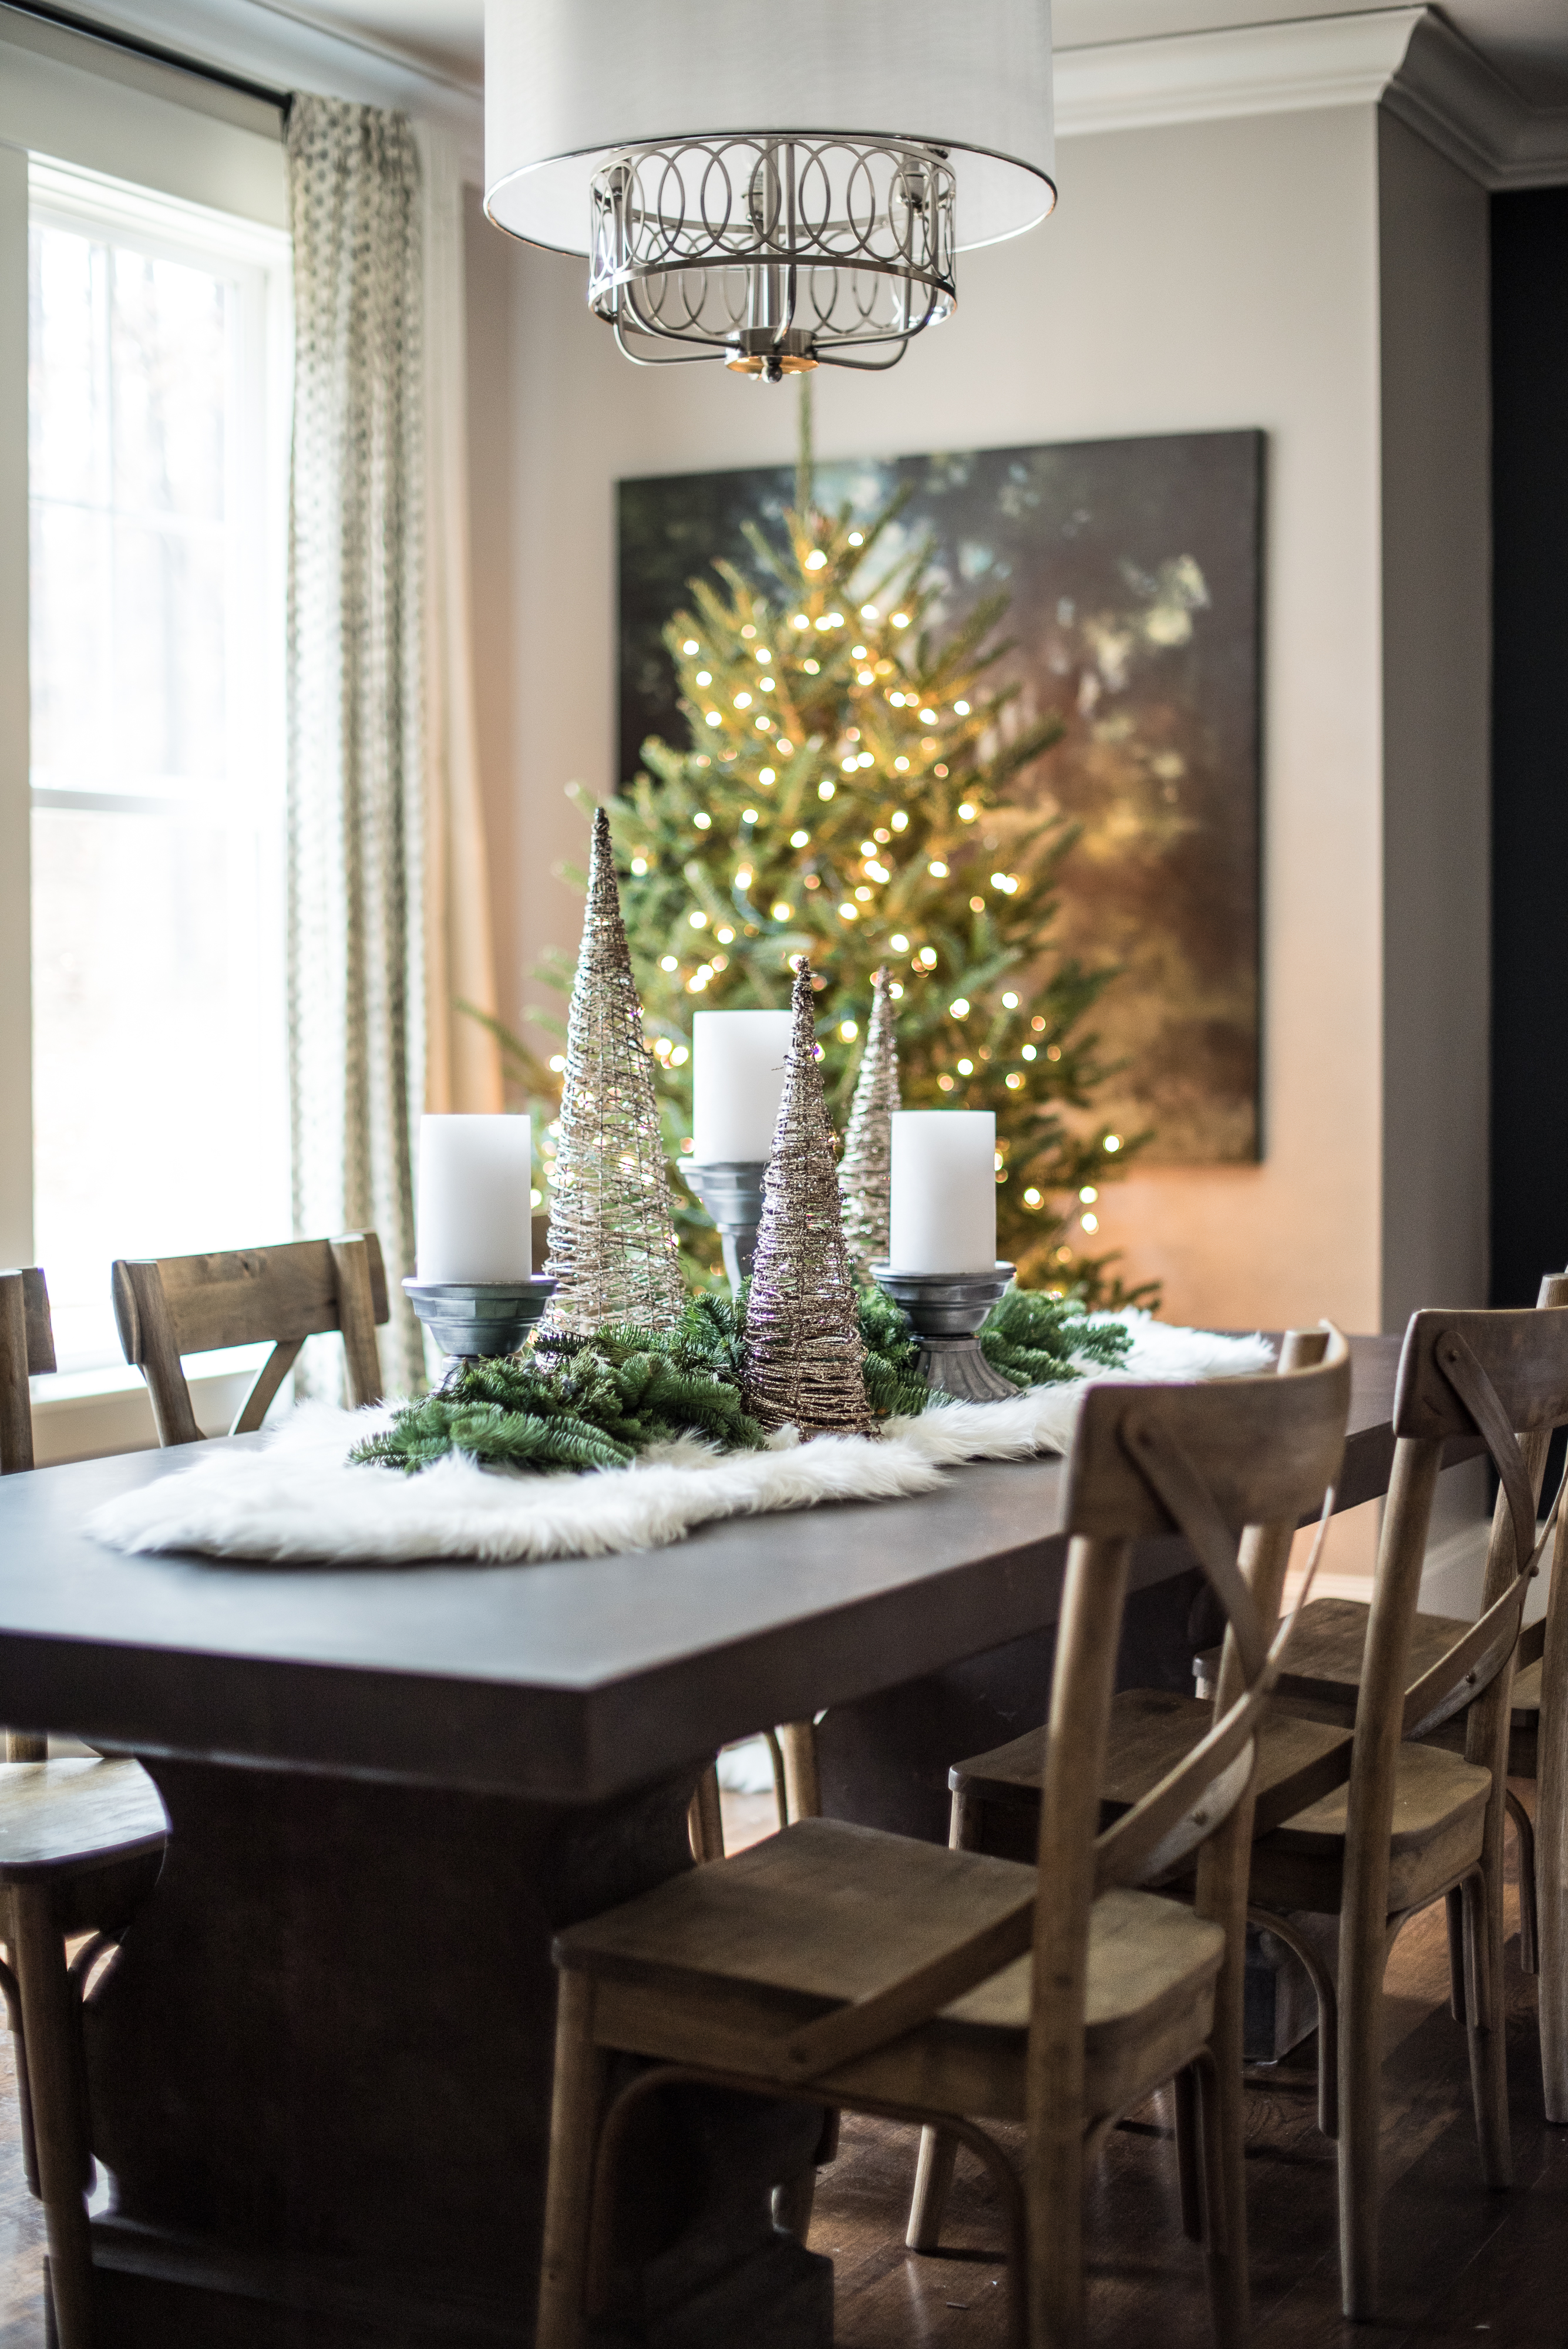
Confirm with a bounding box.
[618,429,1263,1163]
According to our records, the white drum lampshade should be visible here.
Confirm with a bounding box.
[484,0,1055,376]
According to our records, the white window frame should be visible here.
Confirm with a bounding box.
[0,25,292,1460]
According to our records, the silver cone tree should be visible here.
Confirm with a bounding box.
[743,960,872,1437]
[837,965,900,1276]
[543,807,686,1334]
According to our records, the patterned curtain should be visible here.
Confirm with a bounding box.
[285,97,425,1394]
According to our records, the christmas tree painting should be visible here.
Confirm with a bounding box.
[486,399,1152,1300]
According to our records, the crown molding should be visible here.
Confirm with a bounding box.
[1386,10,1568,191]
[1054,8,1421,136]
[1054,6,1568,190]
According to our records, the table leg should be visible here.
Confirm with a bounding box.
[79,1756,829,2347]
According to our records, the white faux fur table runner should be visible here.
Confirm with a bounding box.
[88,1314,1274,1569]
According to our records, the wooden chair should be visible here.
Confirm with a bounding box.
[1291,1272,1568,2137]
[534,1334,1351,2349]
[0,1269,169,2349]
[111,1233,388,1445]
[1236,1304,1568,2320]
[910,1331,1357,2274]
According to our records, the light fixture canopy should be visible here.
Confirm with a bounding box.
[484,0,1055,376]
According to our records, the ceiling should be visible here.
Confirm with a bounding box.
[272,0,1568,115]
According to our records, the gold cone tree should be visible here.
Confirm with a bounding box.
[742,960,872,1438]
[837,965,900,1276]
[541,807,686,1334]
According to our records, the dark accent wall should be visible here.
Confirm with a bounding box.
[1492,188,1568,1307]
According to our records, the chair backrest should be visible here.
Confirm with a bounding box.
[1027,1331,1350,2054]
[1370,1294,1568,1745]
[772,1330,1351,2091]
[112,1234,389,1447]
[0,1268,55,1476]
[1512,1271,1568,1694]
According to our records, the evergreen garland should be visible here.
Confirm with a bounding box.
[354,1285,1133,1478]
[977,1287,1132,1388]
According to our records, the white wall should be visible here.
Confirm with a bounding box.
[467,103,1391,1336]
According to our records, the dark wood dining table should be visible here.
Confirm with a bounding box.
[0,1332,1462,2346]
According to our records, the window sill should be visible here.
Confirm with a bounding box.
[29,1347,277,1468]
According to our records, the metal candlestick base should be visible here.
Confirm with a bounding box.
[870,1263,1018,1405]
[681,1159,768,1292]
[403,1277,557,1386]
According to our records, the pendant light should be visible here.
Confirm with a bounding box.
[484,0,1055,378]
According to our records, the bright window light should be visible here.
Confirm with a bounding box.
[27,167,291,1370]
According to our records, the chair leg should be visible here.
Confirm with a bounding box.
[1446,1886,1468,2022]
[1173,2068,1204,2244]
[906,2124,959,2252]
[536,1972,608,2349]
[0,1954,39,2196]
[776,1721,820,1822]
[687,1764,725,1865]
[1336,1898,1394,2318]
[1462,1862,1513,2189]
[771,2169,816,2240]
[1027,2102,1087,2349]
[11,1887,94,2349]
[949,1788,982,1853]
[763,1729,789,1832]
[1248,1906,1338,2138]
[1506,1787,1539,1976]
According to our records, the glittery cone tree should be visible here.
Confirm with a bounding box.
[543,807,687,1334]
[743,960,872,1436]
[837,965,900,1276]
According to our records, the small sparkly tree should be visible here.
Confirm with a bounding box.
[543,807,686,1334]
[838,965,899,1276]
[743,959,872,1437]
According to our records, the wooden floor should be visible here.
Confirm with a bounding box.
[0,1787,1559,2345]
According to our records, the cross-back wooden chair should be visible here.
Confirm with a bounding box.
[1239,1303,1568,2319]
[0,1268,169,2349]
[111,1233,388,1445]
[534,1333,1350,2349]
[909,1332,1358,2287]
[1261,1276,1568,2135]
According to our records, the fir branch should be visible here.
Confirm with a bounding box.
[977,1288,1133,1388]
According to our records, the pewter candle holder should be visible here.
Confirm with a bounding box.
[681,1159,768,1292]
[403,1277,557,1387]
[870,1263,1017,1404]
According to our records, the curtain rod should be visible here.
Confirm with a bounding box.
[2,0,292,116]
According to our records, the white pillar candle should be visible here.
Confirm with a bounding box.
[889,1111,998,1275]
[691,1009,795,1163]
[415,1114,534,1282]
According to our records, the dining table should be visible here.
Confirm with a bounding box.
[0,1331,1472,2347]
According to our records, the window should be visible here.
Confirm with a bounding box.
[28,161,291,1371]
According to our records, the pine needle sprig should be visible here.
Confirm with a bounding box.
[856,1284,934,1419]
[977,1288,1133,1389]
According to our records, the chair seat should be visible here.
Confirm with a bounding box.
[953,1688,1354,1843]
[1249,1739,1491,1917]
[0,1761,167,1937]
[1270,1596,1468,1709]
[557,1817,1226,2128]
